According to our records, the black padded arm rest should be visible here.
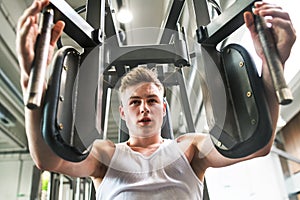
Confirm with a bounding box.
[208,43,272,158]
[42,46,89,162]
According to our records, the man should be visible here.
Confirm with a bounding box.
[16,0,296,199]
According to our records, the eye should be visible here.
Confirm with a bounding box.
[148,98,158,104]
[129,100,140,106]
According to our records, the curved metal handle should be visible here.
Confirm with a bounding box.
[254,15,293,105]
[26,7,54,109]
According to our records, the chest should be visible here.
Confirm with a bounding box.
[129,145,161,157]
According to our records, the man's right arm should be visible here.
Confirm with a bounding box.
[16,0,112,179]
[16,0,65,169]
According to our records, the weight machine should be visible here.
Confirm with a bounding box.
[26,0,292,199]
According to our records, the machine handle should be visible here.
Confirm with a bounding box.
[254,14,293,105]
[26,7,54,109]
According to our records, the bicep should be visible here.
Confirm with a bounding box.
[192,134,256,169]
[52,151,103,178]
[52,140,114,178]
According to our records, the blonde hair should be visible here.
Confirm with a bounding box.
[119,67,164,95]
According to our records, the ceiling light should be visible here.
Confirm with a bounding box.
[117,8,133,24]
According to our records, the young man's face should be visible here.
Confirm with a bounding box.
[119,82,166,139]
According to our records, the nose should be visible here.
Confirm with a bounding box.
[140,101,149,114]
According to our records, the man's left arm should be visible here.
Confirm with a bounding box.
[195,1,296,171]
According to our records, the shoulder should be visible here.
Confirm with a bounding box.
[176,133,210,147]
[176,133,256,169]
[90,139,116,165]
[92,139,116,153]
[93,139,116,149]
[175,133,211,162]
[87,139,116,181]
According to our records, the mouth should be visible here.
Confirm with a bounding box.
[139,117,151,123]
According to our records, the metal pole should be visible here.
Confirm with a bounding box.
[271,146,300,164]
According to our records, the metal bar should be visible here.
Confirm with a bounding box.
[198,0,257,45]
[104,2,121,45]
[160,0,186,44]
[271,146,300,164]
[86,0,102,29]
[85,0,107,138]
[26,8,53,109]
[49,0,98,47]
[86,0,106,45]
[193,0,210,27]
[177,68,195,132]
[58,174,64,200]
[103,88,112,140]
[29,166,42,200]
[255,15,293,105]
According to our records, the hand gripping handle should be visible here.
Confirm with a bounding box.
[254,14,293,105]
[26,7,54,109]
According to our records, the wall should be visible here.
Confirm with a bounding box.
[281,111,300,198]
[282,112,300,174]
[0,153,36,200]
[205,152,289,200]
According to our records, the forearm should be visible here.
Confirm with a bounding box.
[261,60,280,150]
[244,1,296,151]
[24,105,64,170]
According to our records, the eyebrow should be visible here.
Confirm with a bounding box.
[129,94,159,100]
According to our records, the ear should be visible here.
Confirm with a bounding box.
[119,105,126,120]
[163,101,167,116]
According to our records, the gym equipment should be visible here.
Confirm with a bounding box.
[203,43,272,158]
[254,15,293,105]
[33,0,288,163]
[26,8,54,109]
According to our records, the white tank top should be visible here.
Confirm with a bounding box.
[96,139,203,200]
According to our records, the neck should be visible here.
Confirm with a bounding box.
[127,134,163,148]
